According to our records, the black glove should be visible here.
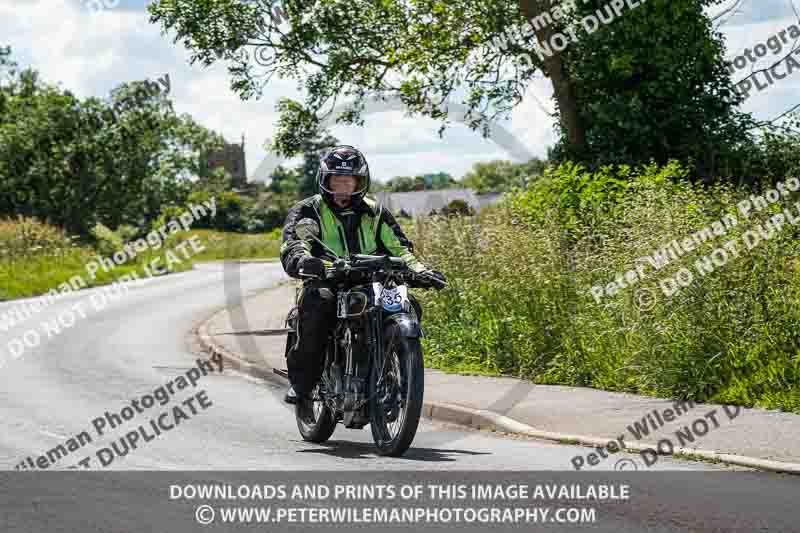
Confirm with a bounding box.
[298,256,325,278]
[421,269,447,290]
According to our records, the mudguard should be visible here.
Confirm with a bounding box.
[384,312,424,338]
[284,306,300,359]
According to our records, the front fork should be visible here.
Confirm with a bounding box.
[337,303,421,414]
[339,306,382,413]
[378,312,421,403]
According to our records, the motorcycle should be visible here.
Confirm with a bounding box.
[281,218,446,456]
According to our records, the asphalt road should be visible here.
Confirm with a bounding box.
[0,263,797,532]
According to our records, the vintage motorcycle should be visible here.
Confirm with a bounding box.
[281,218,446,456]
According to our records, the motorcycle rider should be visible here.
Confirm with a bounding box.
[279,145,446,404]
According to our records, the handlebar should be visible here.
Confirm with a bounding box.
[324,254,410,281]
[300,254,445,289]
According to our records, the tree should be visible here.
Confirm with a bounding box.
[99,80,224,228]
[149,0,751,179]
[0,47,224,236]
[384,172,457,192]
[463,160,523,193]
[545,0,754,179]
[519,0,585,155]
[423,172,458,190]
[369,179,388,192]
[194,167,237,195]
[462,158,546,193]
[386,176,416,192]
[266,164,300,195]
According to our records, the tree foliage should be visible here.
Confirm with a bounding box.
[148,0,771,180]
[546,0,755,179]
[462,158,546,193]
[261,128,339,198]
[149,0,535,157]
[0,47,225,237]
[382,172,457,192]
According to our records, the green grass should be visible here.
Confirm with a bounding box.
[0,247,191,300]
[0,218,280,301]
[164,229,281,262]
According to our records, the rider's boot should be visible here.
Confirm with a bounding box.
[284,385,305,404]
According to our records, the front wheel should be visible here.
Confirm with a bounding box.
[369,325,424,456]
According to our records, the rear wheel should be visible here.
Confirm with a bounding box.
[369,325,424,456]
[295,382,337,443]
[295,342,338,445]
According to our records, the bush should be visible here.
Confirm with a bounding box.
[214,192,246,231]
[440,199,475,217]
[265,227,283,240]
[152,204,188,234]
[90,223,125,257]
[0,216,75,259]
[244,205,287,233]
[116,224,139,242]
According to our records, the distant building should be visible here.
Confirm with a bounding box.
[476,192,503,210]
[373,189,504,217]
[206,134,247,189]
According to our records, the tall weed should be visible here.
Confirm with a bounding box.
[410,162,800,412]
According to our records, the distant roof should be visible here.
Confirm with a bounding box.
[373,189,504,216]
[476,192,503,209]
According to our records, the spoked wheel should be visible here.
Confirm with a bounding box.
[369,326,424,456]
[295,383,337,443]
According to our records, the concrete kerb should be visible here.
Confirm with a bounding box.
[419,401,800,475]
[194,305,800,475]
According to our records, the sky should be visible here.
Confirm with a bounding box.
[1,0,799,183]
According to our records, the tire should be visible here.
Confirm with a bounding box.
[369,325,424,456]
[295,382,337,443]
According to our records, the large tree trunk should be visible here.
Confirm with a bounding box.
[519,0,586,155]
[520,0,580,327]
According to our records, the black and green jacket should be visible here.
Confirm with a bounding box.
[280,194,425,279]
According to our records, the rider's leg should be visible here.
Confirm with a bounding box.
[287,281,337,395]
